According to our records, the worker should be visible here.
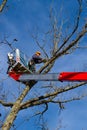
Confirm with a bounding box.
[28,51,47,72]
[7,53,16,73]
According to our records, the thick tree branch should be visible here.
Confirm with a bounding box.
[0,0,7,12]
[21,82,86,109]
[38,26,87,73]
[1,84,86,109]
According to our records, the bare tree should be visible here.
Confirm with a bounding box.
[0,0,87,130]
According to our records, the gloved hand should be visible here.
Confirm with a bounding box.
[42,59,48,63]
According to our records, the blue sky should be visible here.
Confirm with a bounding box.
[0,0,87,130]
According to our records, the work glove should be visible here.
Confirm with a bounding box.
[42,59,48,63]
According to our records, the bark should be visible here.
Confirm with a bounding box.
[0,0,7,12]
[2,81,36,130]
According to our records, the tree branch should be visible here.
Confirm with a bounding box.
[21,82,86,109]
[0,100,13,107]
[38,25,87,73]
[54,0,82,54]
[33,103,48,116]
[32,34,49,58]
[0,0,7,12]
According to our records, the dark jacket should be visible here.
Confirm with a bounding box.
[32,54,43,64]
[28,54,43,72]
[7,57,16,67]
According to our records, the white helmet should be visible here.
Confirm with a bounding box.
[8,53,13,59]
[10,54,13,57]
[7,53,10,57]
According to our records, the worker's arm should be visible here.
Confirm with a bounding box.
[42,58,48,63]
[32,54,48,64]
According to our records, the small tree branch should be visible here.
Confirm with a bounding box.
[0,100,13,107]
[33,103,48,116]
[32,35,49,58]
[54,0,82,54]
[41,103,48,115]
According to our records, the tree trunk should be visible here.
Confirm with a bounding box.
[2,81,36,130]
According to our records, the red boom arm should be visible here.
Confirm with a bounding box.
[58,72,87,81]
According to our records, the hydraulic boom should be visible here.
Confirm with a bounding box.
[9,72,87,82]
[7,49,87,83]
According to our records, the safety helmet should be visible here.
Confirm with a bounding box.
[7,53,10,57]
[10,54,13,57]
[35,51,41,55]
[8,53,13,59]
